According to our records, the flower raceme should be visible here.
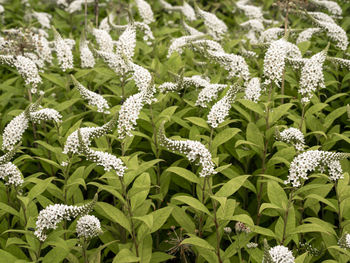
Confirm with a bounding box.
[158,122,216,177]
[76,215,102,239]
[34,194,98,242]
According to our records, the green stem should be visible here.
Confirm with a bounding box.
[335,181,343,234]
[281,189,294,245]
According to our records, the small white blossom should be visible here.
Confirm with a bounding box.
[183,21,205,36]
[34,199,97,241]
[92,28,114,53]
[158,82,178,93]
[296,28,322,44]
[328,57,350,69]
[32,12,52,28]
[263,39,301,87]
[259,28,284,43]
[244,77,261,103]
[246,242,258,249]
[0,162,23,187]
[135,0,155,24]
[76,215,102,239]
[158,123,216,177]
[240,19,264,32]
[338,233,350,249]
[2,112,29,151]
[117,92,145,139]
[266,245,295,263]
[182,2,196,21]
[66,0,93,13]
[299,50,327,104]
[207,84,242,128]
[167,35,201,58]
[30,108,62,124]
[196,6,227,40]
[236,0,263,20]
[72,76,110,114]
[286,150,349,187]
[311,0,342,16]
[95,50,128,76]
[80,37,95,68]
[53,29,74,71]
[13,55,42,89]
[115,25,136,60]
[277,127,305,151]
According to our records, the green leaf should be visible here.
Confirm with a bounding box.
[130,173,150,210]
[212,128,240,150]
[95,202,131,233]
[292,223,333,235]
[185,117,210,130]
[181,236,215,250]
[150,252,175,263]
[28,178,55,201]
[238,99,265,116]
[267,181,288,209]
[305,194,337,211]
[324,106,346,130]
[113,249,140,263]
[166,167,200,184]
[215,175,250,197]
[173,196,210,215]
[270,103,293,123]
[150,207,174,233]
[171,206,196,233]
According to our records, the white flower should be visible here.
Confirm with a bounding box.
[99,17,111,32]
[263,39,301,87]
[0,162,23,187]
[53,29,74,71]
[299,50,326,104]
[246,242,258,249]
[183,21,205,36]
[115,25,136,60]
[32,33,53,64]
[135,0,155,24]
[236,0,263,20]
[66,0,93,13]
[2,112,29,151]
[196,6,227,40]
[240,19,264,32]
[277,127,305,151]
[81,147,126,176]
[92,28,114,53]
[267,245,295,263]
[311,0,342,16]
[309,11,335,24]
[244,77,261,103]
[286,150,349,187]
[30,108,62,124]
[207,84,241,128]
[117,92,145,139]
[95,50,129,76]
[296,28,321,44]
[13,55,42,89]
[167,35,201,58]
[158,123,216,177]
[32,12,52,28]
[76,215,102,239]
[34,199,97,242]
[80,37,95,68]
[182,2,196,21]
[328,57,350,70]
[259,28,284,43]
[63,118,117,155]
[338,233,350,249]
[72,76,110,114]
[158,82,178,93]
[134,22,154,42]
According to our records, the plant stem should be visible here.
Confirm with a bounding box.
[36,241,42,262]
[335,181,343,234]
[198,177,207,237]
[207,177,223,263]
[237,234,242,262]
[94,0,99,27]
[299,104,306,130]
[82,239,89,263]
[84,0,88,33]
[119,177,140,259]
[281,189,294,245]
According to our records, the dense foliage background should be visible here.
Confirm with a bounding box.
[0,0,349,262]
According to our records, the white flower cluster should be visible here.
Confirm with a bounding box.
[167,35,202,58]
[34,199,96,241]
[259,28,285,43]
[158,124,216,177]
[32,11,52,28]
[76,215,102,239]
[207,84,242,128]
[64,117,116,155]
[72,76,110,114]
[338,233,350,249]
[195,6,227,40]
[277,127,305,151]
[246,242,258,249]
[32,33,52,65]
[2,112,29,151]
[80,36,95,68]
[263,39,301,87]
[30,108,62,124]
[240,19,264,33]
[81,147,126,176]
[328,57,350,70]
[296,28,322,44]
[286,150,349,187]
[96,50,129,76]
[310,12,348,50]
[244,77,261,103]
[115,25,137,60]
[66,0,93,13]
[196,83,227,107]
[13,55,42,92]
[160,0,196,21]
[92,28,114,53]
[183,21,204,36]
[117,92,145,139]
[0,162,23,187]
[311,0,342,16]
[53,29,74,71]
[265,245,295,263]
[128,62,154,102]
[236,0,263,20]
[299,50,326,104]
[207,50,251,80]
[158,82,179,92]
[135,0,155,24]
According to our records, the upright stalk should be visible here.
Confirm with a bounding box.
[335,181,343,234]
[281,189,294,244]
[299,104,306,130]
[94,0,99,26]
[82,239,89,263]
[207,177,223,263]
